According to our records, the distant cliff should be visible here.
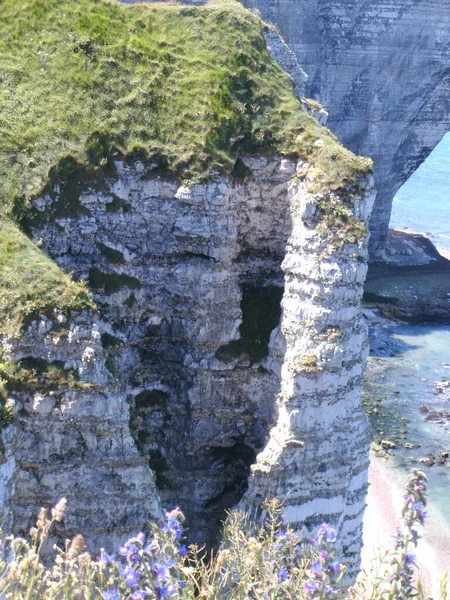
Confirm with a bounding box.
[242,0,450,257]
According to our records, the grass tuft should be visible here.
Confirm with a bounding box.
[0,219,94,335]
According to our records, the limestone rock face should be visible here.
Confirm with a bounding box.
[0,312,162,552]
[240,176,375,578]
[1,154,375,573]
[242,0,450,257]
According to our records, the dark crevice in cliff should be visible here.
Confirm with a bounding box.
[216,284,283,363]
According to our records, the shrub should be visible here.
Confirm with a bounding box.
[0,470,446,599]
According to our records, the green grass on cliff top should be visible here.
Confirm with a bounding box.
[0,219,94,335]
[0,0,371,207]
[0,0,371,332]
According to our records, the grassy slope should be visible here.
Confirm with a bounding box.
[0,0,372,332]
[0,219,94,334]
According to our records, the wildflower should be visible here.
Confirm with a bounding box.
[304,580,318,593]
[52,497,67,522]
[159,583,176,597]
[125,569,140,588]
[102,588,120,600]
[327,559,341,574]
[152,562,168,579]
[163,517,182,539]
[101,549,114,563]
[145,539,159,553]
[310,560,322,577]
[326,528,337,543]
[132,591,149,599]
[404,553,416,566]
[178,544,187,555]
[319,550,329,560]
[279,566,288,580]
[67,534,86,560]
[137,532,146,545]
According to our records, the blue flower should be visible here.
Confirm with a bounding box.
[159,583,176,597]
[179,544,187,556]
[101,550,114,564]
[327,559,341,574]
[326,528,337,543]
[279,566,288,581]
[102,589,120,600]
[125,569,140,588]
[404,553,416,566]
[304,580,318,593]
[319,550,329,561]
[310,561,322,577]
[131,591,149,600]
[152,562,168,578]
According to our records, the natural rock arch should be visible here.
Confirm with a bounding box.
[242,0,450,257]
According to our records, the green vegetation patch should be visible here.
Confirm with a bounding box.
[0,0,371,213]
[0,355,87,399]
[0,219,94,334]
[216,284,283,363]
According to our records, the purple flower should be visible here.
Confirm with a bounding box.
[145,539,159,553]
[404,553,416,566]
[102,589,120,600]
[326,528,337,543]
[137,532,146,545]
[179,544,187,556]
[131,591,149,600]
[327,559,341,574]
[279,566,288,581]
[159,583,176,597]
[163,518,182,538]
[304,580,318,593]
[319,550,329,561]
[125,569,140,588]
[101,550,114,564]
[412,502,421,511]
[152,563,168,579]
[310,561,322,577]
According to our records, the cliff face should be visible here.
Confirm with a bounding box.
[242,0,450,257]
[1,154,375,570]
[0,311,162,550]
[241,174,375,576]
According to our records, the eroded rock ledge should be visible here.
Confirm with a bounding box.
[1,155,375,573]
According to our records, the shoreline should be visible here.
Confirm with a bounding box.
[361,454,450,597]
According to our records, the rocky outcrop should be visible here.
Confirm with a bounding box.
[242,0,450,257]
[240,174,375,576]
[1,152,375,572]
[0,312,162,551]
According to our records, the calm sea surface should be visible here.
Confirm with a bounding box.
[365,133,450,539]
[390,131,450,252]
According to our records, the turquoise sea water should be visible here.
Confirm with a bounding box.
[390,131,450,252]
[366,326,450,536]
[366,133,450,549]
